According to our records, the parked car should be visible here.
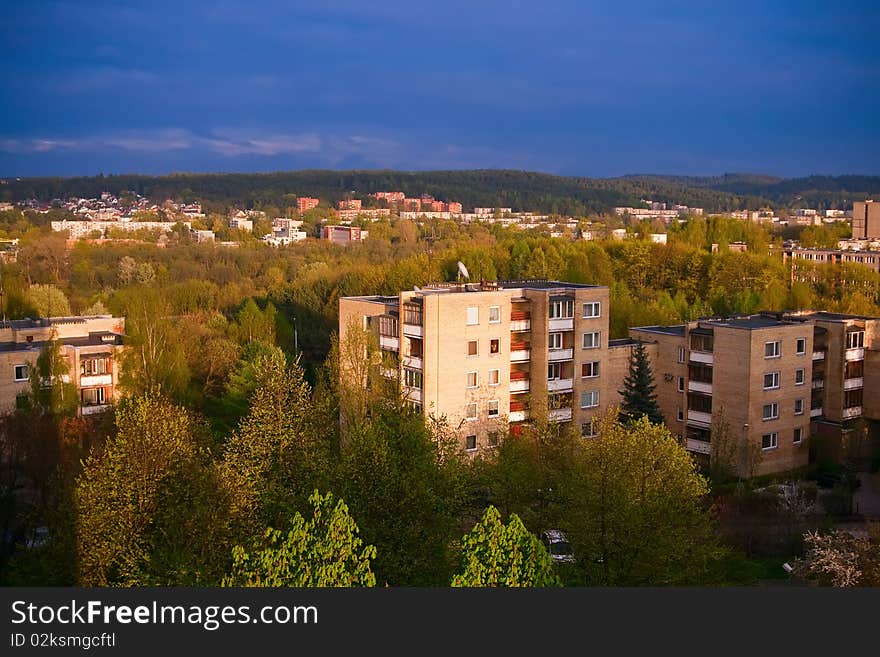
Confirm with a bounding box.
[541,530,575,564]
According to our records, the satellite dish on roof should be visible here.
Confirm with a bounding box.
[457,261,470,281]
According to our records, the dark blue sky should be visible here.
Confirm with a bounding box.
[2,0,878,177]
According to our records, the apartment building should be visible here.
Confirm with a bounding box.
[852,200,880,240]
[297,197,320,213]
[321,225,368,244]
[783,246,880,276]
[631,311,879,477]
[0,315,125,416]
[338,199,362,211]
[339,280,611,453]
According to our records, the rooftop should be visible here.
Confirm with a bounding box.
[0,315,118,330]
[631,325,686,336]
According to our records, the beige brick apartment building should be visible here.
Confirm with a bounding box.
[631,311,879,477]
[0,315,125,415]
[340,280,617,453]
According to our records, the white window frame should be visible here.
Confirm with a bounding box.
[677,376,685,392]
[466,307,479,326]
[14,364,29,382]
[549,332,564,350]
[487,400,500,418]
[582,332,600,349]
[764,341,781,359]
[794,398,804,416]
[793,427,803,444]
[548,362,562,381]
[763,371,780,390]
[580,390,599,409]
[796,338,806,355]
[466,371,478,389]
[762,402,779,421]
[488,306,501,324]
[465,402,478,421]
[489,338,501,355]
[677,347,685,364]
[465,434,478,451]
[795,368,805,385]
[761,432,778,450]
[582,301,601,318]
[846,331,865,349]
[581,361,600,378]
[549,300,574,319]
[489,369,500,386]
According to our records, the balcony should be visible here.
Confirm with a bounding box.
[812,350,825,361]
[810,407,823,418]
[549,407,573,423]
[687,380,712,395]
[547,378,574,393]
[687,409,712,427]
[80,373,112,387]
[403,387,422,404]
[686,438,711,455]
[509,410,529,422]
[842,406,862,419]
[403,323,423,338]
[510,379,530,393]
[548,348,573,362]
[379,335,399,352]
[689,351,713,365]
[845,347,865,361]
[844,377,864,390]
[811,379,825,390]
[82,404,110,416]
[379,366,398,379]
[548,317,574,332]
[510,346,531,362]
[402,355,422,370]
[509,319,531,332]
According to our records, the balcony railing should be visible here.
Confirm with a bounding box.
[845,347,865,361]
[844,377,864,390]
[510,379,530,393]
[842,406,862,419]
[811,379,825,390]
[549,407,573,423]
[547,378,574,393]
[404,387,422,404]
[548,348,573,362]
[510,346,531,362]
[686,438,711,455]
[403,323,423,338]
[812,350,825,361]
[80,373,112,387]
[379,335,400,352]
[687,409,712,427]
[548,317,574,332]
[687,380,712,394]
[82,404,110,416]
[510,319,531,332]
[810,407,823,418]
[509,410,529,422]
[689,351,714,365]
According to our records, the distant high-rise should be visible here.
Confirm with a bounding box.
[852,200,880,239]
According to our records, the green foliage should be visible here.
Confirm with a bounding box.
[26,284,71,317]
[222,491,376,587]
[451,506,560,587]
[618,341,664,425]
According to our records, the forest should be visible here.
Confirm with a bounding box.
[1,204,879,588]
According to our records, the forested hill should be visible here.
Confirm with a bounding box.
[623,174,880,210]
[3,169,878,214]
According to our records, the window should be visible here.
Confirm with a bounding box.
[764,341,781,358]
[466,307,479,325]
[467,340,478,356]
[582,301,601,318]
[490,338,500,354]
[488,400,499,417]
[465,435,477,451]
[465,402,478,420]
[762,402,779,420]
[489,369,500,386]
[580,390,599,408]
[763,372,780,390]
[678,347,685,364]
[404,368,422,388]
[761,432,778,450]
[796,338,806,355]
[846,331,865,349]
[688,393,712,413]
[677,376,685,392]
[581,361,600,378]
[81,358,109,376]
[14,364,29,382]
[488,306,500,323]
[548,362,562,380]
[466,371,478,388]
[795,399,804,415]
[793,427,803,444]
[488,431,500,448]
[549,332,563,350]
[795,368,805,385]
[549,299,574,319]
[81,387,106,406]
[582,332,600,349]
[677,407,684,421]
[15,393,29,410]
[581,419,599,438]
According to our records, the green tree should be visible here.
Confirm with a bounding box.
[222,491,376,587]
[26,284,71,317]
[618,341,663,425]
[451,506,560,587]
[28,332,78,416]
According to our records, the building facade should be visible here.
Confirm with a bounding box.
[340,280,612,454]
[852,200,880,240]
[0,315,125,416]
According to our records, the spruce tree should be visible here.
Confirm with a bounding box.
[618,340,664,426]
